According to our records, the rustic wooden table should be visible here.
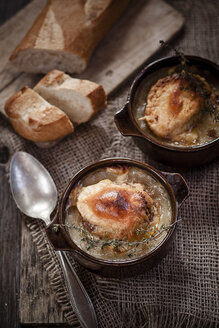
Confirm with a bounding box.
[0,3,29,327]
[0,1,218,327]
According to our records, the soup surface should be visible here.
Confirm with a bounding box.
[65,165,172,261]
[133,64,219,147]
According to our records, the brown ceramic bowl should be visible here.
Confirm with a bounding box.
[114,56,219,167]
[46,158,189,278]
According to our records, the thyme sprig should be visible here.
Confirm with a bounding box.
[159,40,189,74]
[53,220,179,253]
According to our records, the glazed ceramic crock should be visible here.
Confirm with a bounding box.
[114,56,219,167]
[46,158,189,278]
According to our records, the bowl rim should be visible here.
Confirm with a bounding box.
[127,55,219,153]
[59,158,178,267]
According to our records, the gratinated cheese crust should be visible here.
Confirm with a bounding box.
[76,179,153,239]
[144,73,205,139]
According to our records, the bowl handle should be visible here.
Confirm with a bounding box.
[46,213,73,251]
[161,172,189,207]
[114,103,140,136]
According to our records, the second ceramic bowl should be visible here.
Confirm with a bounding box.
[115,56,219,167]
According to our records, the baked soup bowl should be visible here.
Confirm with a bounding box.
[46,158,189,278]
[115,56,219,167]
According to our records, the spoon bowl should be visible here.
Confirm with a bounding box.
[10,151,57,221]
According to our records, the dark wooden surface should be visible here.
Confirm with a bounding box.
[0,149,20,328]
[0,3,50,328]
[0,1,218,328]
[0,1,24,315]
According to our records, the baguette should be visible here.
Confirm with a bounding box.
[9,0,130,74]
[34,70,107,124]
[5,86,74,142]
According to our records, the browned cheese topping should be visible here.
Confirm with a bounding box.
[144,73,206,140]
[76,179,153,239]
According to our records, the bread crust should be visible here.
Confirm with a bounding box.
[144,73,204,138]
[10,0,130,73]
[5,86,74,142]
[86,84,106,115]
[34,70,107,124]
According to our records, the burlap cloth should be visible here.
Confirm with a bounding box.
[0,0,218,327]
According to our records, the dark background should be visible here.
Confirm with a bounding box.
[0,0,32,24]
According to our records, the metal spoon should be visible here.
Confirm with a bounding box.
[10,151,97,328]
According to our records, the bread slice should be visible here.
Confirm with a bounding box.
[144,73,204,139]
[34,70,107,125]
[9,0,130,74]
[5,86,74,142]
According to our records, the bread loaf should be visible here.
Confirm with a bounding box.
[5,86,74,142]
[34,70,107,124]
[9,0,130,74]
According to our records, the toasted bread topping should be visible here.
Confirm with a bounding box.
[144,73,206,139]
[76,179,153,239]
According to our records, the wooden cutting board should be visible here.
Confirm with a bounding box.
[0,0,183,114]
[0,0,183,325]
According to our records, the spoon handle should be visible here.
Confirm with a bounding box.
[57,251,97,328]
